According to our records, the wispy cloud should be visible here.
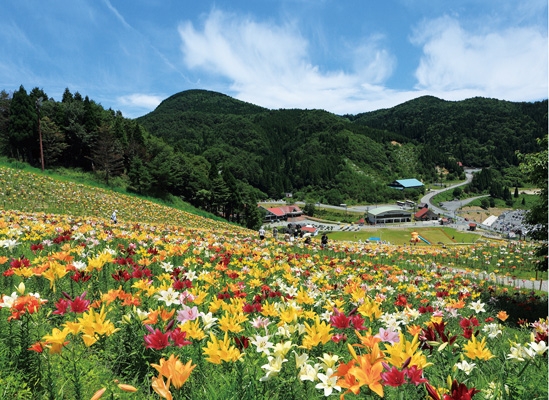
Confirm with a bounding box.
[177,8,547,114]
[102,0,131,29]
[411,16,548,101]
[178,9,397,113]
[117,93,163,110]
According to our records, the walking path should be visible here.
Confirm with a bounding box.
[448,267,548,292]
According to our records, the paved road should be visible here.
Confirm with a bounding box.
[262,168,483,227]
[420,168,483,215]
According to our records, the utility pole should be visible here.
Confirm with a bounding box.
[35,97,44,171]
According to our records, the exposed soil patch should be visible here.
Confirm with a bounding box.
[458,206,511,223]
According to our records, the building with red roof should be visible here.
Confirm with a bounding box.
[260,205,303,221]
[414,207,439,221]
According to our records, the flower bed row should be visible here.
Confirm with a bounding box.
[0,209,547,399]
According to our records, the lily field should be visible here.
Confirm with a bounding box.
[0,166,547,399]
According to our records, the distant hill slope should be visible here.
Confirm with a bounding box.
[136,90,546,203]
[0,165,246,232]
[350,96,548,168]
[137,90,431,202]
[151,89,268,115]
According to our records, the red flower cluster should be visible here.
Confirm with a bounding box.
[30,243,44,253]
[330,308,366,330]
[242,302,262,314]
[8,295,46,321]
[53,292,90,315]
[459,316,480,339]
[381,363,427,387]
[419,321,457,353]
[10,256,31,269]
[426,379,480,400]
[53,231,72,244]
[144,325,191,350]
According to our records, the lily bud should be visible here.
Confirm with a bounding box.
[16,282,25,294]
[118,383,138,392]
[166,319,175,331]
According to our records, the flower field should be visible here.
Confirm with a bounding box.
[0,167,547,399]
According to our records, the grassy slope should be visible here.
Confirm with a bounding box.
[0,162,247,233]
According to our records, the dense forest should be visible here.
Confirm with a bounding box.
[0,86,546,228]
[350,96,547,169]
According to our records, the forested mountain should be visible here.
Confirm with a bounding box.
[0,86,547,229]
[350,96,548,168]
[136,90,453,204]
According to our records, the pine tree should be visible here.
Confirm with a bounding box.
[40,116,68,167]
[89,124,124,185]
[210,176,230,217]
[0,90,11,156]
[8,86,37,163]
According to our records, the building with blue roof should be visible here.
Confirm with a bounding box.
[388,178,424,190]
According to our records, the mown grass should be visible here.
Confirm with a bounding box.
[327,227,480,245]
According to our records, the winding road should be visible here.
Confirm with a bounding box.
[419,168,483,216]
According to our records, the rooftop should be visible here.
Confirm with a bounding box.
[368,206,411,216]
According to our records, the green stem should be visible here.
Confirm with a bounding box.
[515,359,531,379]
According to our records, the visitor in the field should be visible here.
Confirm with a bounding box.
[111,210,118,224]
[272,226,278,240]
[284,230,291,242]
[321,233,328,248]
[258,226,265,240]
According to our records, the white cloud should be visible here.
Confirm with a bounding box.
[103,0,131,30]
[411,16,548,101]
[117,94,163,110]
[177,9,397,113]
[176,8,546,115]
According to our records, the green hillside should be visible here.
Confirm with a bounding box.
[350,96,548,168]
[137,90,446,204]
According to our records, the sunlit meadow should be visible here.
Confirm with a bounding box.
[0,167,547,399]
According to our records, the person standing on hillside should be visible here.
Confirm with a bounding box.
[272,226,278,240]
[259,226,265,240]
[111,210,118,224]
[321,233,328,248]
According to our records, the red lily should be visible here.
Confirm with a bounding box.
[330,308,351,329]
[144,326,170,350]
[381,366,406,387]
[169,328,191,347]
[444,379,481,400]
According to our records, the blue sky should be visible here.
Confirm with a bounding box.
[2,0,547,118]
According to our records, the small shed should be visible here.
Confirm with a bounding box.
[468,223,477,231]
